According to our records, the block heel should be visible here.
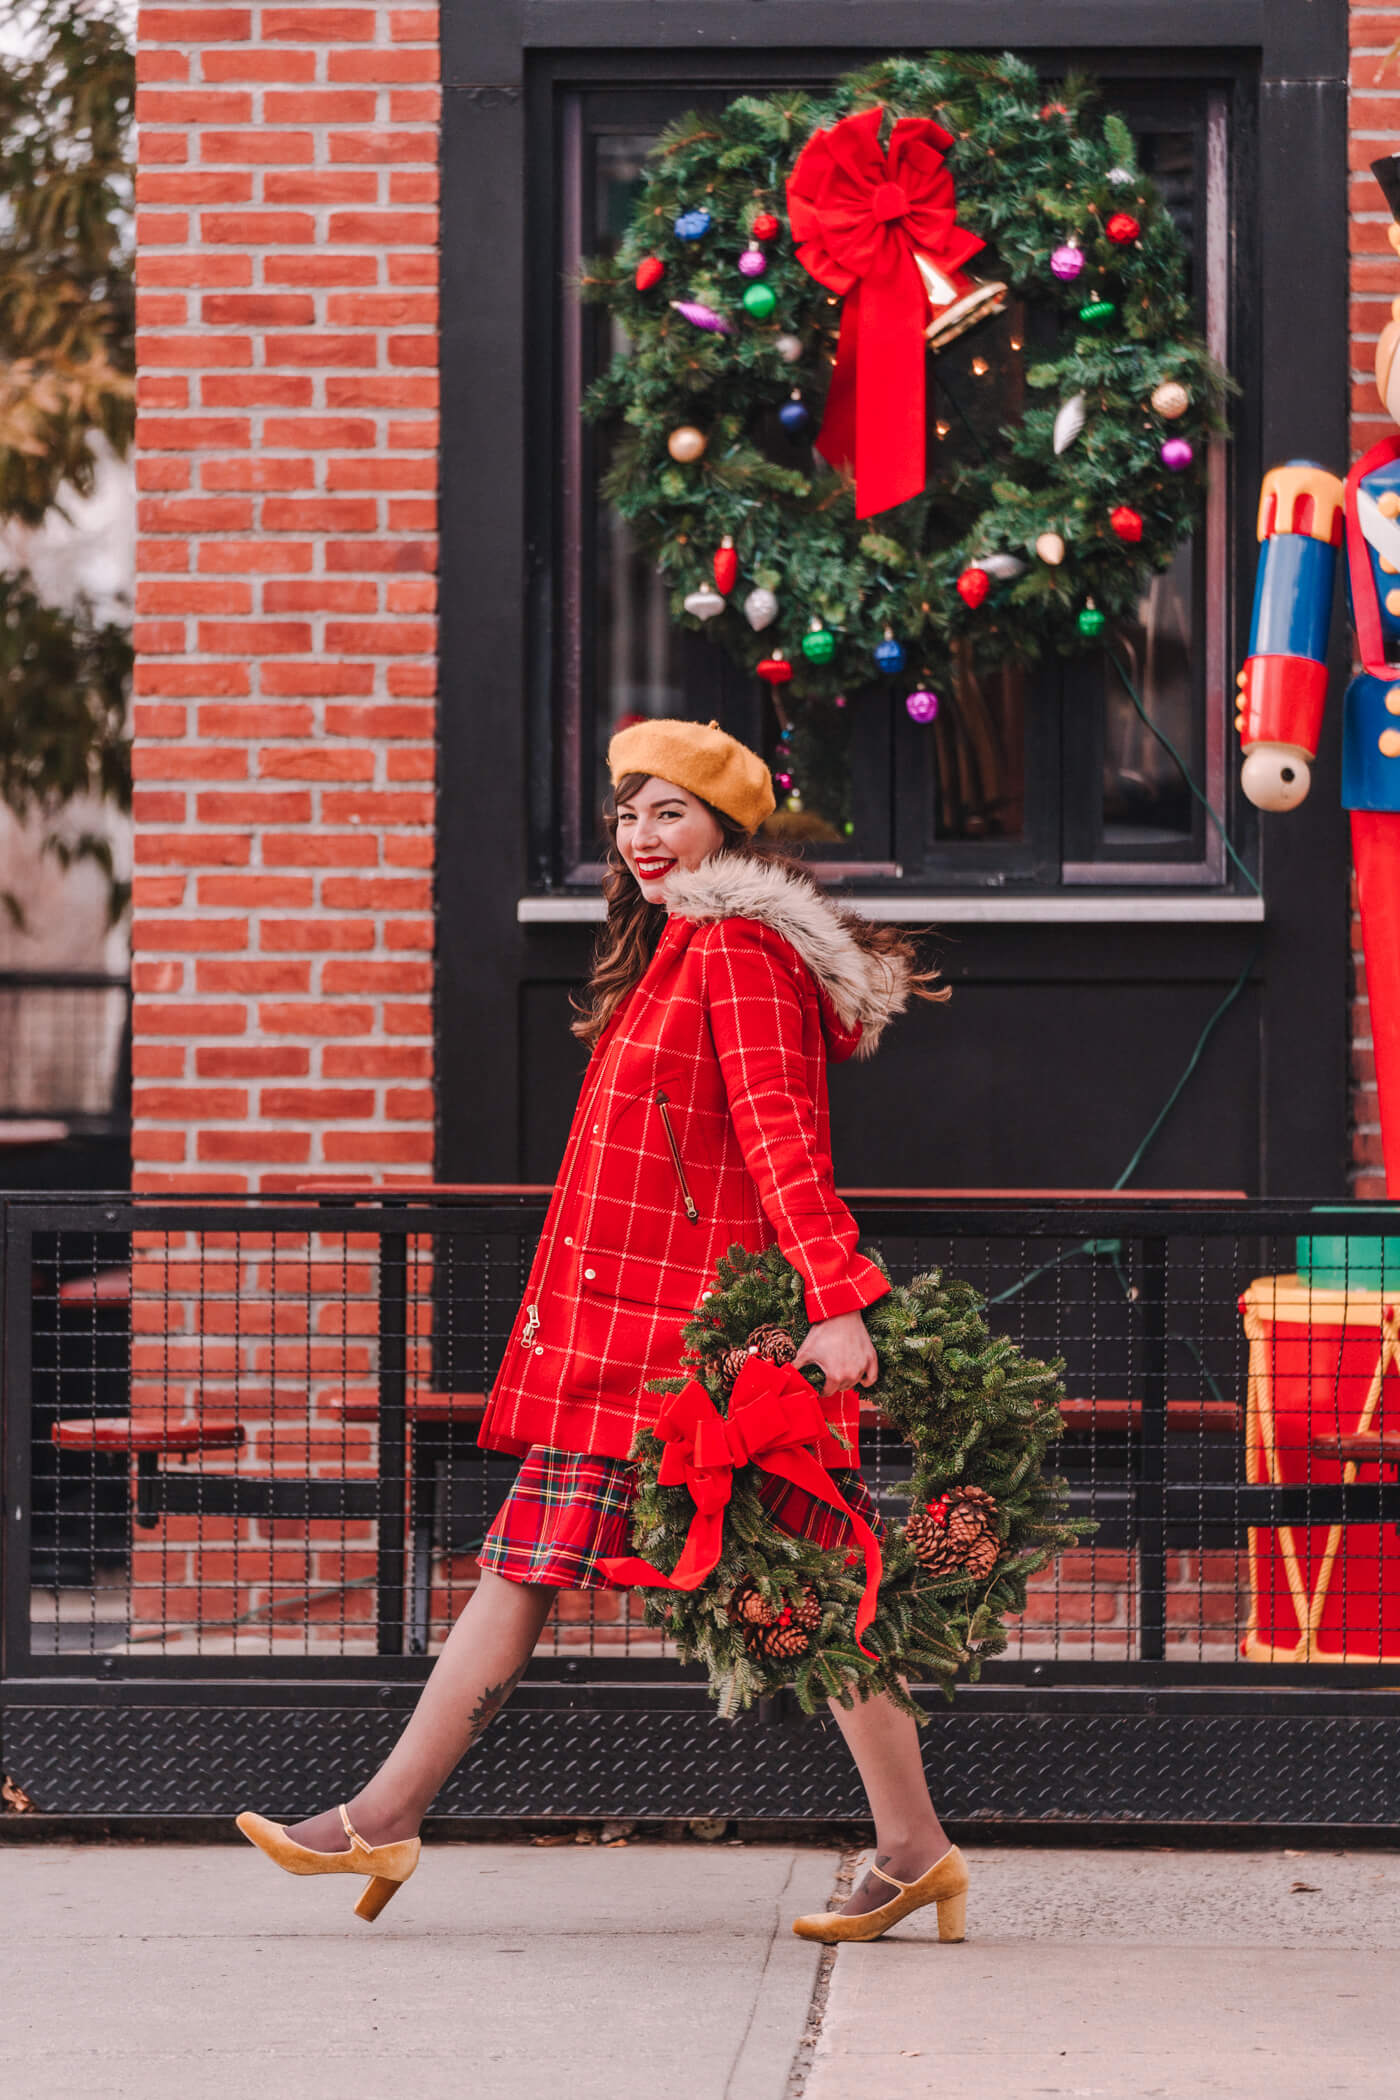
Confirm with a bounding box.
[935,1886,967,1943]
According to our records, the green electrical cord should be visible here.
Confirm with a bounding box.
[989,647,1262,1312]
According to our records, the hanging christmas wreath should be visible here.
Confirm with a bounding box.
[604,1244,1079,1720]
[583,51,1231,834]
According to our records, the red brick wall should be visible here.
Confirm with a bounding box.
[1350,7,1400,1195]
[131,3,439,1195]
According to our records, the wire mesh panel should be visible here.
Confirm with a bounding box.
[5,1196,1400,1823]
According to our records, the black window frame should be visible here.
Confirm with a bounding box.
[440,2,1350,1195]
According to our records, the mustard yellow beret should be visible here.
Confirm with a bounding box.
[607,717,776,835]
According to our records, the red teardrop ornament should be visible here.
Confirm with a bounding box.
[956,565,990,610]
[634,255,664,290]
[757,654,793,685]
[1110,504,1144,543]
[1106,212,1140,245]
[751,211,780,240]
[713,538,737,594]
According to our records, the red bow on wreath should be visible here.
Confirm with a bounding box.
[599,1353,884,1658]
[787,105,985,518]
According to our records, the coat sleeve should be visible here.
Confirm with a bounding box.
[701,919,890,1323]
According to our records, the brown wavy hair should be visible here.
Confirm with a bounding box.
[571,771,949,1049]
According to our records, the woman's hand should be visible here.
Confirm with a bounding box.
[794,1310,878,1399]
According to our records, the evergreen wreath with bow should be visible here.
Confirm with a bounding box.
[608,1244,1080,1721]
[583,52,1231,835]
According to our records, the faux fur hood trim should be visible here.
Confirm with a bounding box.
[663,853,911,1059]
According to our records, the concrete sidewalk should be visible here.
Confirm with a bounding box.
[809,1846,1400,2100]
[2,1841,1398,2100]
[1,1838,835,2100]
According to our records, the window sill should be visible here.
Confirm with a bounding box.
[516,893,1266,926]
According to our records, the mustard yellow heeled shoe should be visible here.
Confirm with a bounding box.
[235,1804,421,1922]
[791,1844,968,1945]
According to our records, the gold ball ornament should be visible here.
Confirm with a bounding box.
[1035,531,1066,566]
[1150,380,1189,421]
[667,425,708,462]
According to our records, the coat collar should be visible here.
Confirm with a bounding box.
[662,853,911,1060]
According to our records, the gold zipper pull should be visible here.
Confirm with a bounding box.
[521,1303,540,1346]
[655,1091,700,1223]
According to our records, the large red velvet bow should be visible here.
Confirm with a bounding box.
[786,105,984,519]
[600,1353,884,1658]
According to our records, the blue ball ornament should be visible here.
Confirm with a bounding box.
[673,208,712,241]
[778,396,810,434]
[874,636,905,674]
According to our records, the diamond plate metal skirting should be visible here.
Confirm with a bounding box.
[6,1696,1400,1823]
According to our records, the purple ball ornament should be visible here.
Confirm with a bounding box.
[906,689,940,724]
[1160,437,1194,472]
[737,245,767,278]
[1050,241,1084,282]
[670,299,733,335]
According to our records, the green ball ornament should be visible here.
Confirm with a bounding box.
[800,621,836,664]
[1077,298,1116,328]
[1077,603,1106,638]
[742,281,777,321]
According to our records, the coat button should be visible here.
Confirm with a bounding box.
[564,1235,573,1246]
[584,1267,596,1280]
[534,1345,545,1356]
[1386,688,1400,716]
[1380,729,1400,758]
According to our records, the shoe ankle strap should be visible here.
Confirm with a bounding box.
[338,1803,370,1854]
[867,1861,907,1893]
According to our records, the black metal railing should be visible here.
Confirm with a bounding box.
[4,1192,1400,1829]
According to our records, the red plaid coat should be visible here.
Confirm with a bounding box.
[480,855,906,1464]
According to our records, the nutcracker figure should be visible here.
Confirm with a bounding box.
[1236,153,1400,1198]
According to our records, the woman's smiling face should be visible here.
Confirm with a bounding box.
[614,774,726,900]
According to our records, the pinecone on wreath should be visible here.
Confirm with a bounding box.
[719,1323,798,1392]
[905,1486,1002,1581]
[727,1579,822,1662]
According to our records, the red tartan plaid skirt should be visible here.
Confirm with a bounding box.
[479,1444,883,1591]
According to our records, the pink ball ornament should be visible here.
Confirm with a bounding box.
[775,771,793,790]
[737,246,767,278]
[1051,242,1084,282]
[1160,437,1194,472]
[906,689,940,724]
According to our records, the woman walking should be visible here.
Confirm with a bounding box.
[237,719,968,1944]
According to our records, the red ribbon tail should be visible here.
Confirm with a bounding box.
[760,1448,884,1659]
[854,249,927,519]
[598,1508,726,1594]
